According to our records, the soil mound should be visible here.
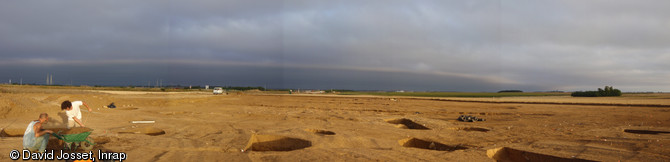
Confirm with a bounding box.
[50,127,94,134]
[0,128,24,137]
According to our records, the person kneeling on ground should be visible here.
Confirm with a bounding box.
[61,100,91,128]
[23,113,54,152]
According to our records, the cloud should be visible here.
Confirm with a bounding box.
[0,0,669,91]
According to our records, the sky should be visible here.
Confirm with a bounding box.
[1,0,669,92]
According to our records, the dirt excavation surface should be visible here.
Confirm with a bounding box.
[1,86,670,161]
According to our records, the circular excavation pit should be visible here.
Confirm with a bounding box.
[398,137,467,151]
[385,118,430,130]
[243,134,312,152]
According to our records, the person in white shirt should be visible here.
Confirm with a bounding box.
[23,113,53,152]
[60,100,92,128]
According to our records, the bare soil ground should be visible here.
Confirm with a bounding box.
[1,86,669,161]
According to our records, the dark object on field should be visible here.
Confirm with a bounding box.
[458,115,485,122]
[107,102,116,108]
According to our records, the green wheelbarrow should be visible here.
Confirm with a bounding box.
[53,130,96,152]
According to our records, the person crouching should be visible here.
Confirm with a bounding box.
[23,113,54,152]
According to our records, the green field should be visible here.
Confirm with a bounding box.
[338,91,569,98]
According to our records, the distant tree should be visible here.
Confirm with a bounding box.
[498,90,523,93]
[225,86,265,91]
[572,86,622,97]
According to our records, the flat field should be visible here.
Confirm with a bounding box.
[1,85,669,161]
[339,91,568,98]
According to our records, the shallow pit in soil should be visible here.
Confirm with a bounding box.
[623,129,670,135]
[304,129,335,135]
[385,118,430,130]
[244,134,312,152]
[398,137,467,151]
[487,147,596,162]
